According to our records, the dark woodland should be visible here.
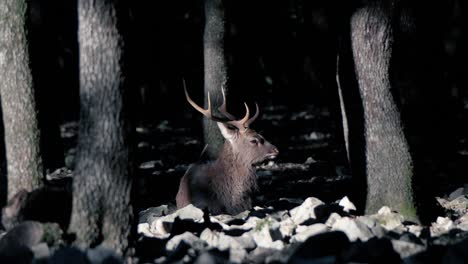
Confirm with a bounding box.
[0,0,467,263]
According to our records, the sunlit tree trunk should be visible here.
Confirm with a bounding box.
[0,0,43,202]
[68,0,133,255]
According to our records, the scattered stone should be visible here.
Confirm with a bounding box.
[166,232,205,252]
[290,197,324,225]
[279,217,295,238]
[371,206,405,231]
[194,249,229,264]
[139,205,170,223]
[291,223,328,243]
[457,214,468,231]
[431,217,455,237]
[200,229,243,251]
[391,240,426,259]
[139,160,163,170]
[325,212,342,227]
[357,216,386,238]
[331,217,373,242]
[448,187,468,200]
[31,242,49,260]
[249,218,284,250]
[408,225,424,237]
[445,196,468,215]
[289,231,350,263]
[87,245,122,264]
[338,196,356,213]
[48,247,88,264]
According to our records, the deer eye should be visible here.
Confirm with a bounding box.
[250,139,258,145]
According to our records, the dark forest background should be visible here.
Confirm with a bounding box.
[23,0,468,205]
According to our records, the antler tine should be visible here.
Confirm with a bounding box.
[227,102,250,130]
[245,102,259,127]
[218,87,236,120]
[183,79,212,119]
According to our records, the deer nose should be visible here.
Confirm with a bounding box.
[272,147,279,155]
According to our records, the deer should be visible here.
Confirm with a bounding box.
[176,84,279,215]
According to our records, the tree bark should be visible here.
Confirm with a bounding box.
[349,2,418,222]
[0,0,43,201]
[203,0,228,159]
[68,0,133,255]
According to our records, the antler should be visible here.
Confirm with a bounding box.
[183,79,259,130]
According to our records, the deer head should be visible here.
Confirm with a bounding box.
[183,81,278,165]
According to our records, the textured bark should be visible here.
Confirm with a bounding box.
[0,0,43,201]
[203,0,228,159]
[350,3,418,222]
[68,0,132,255]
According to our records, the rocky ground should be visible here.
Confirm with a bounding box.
[1,104,467,263]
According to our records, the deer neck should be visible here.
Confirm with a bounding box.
[214,142,256,185]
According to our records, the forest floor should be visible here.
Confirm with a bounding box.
[58,103,468,263]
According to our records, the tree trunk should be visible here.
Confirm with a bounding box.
[0,0,43,201]
[349,2,418,222]
[203,0,228,159]
[68,0,133,255]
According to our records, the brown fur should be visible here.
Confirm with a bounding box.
[176,128,278,215]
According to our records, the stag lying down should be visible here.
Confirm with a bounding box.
[176,86,279,215]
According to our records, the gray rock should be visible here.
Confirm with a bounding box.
[448,186,468,200]
[445,196,468,215]
[166,231,206,252]
[87,245,122,264]
[233,233,257,251]
[138,205,169,223]
[194,251,227,264]
[291,223,328,243]
[290,197,324,225]
[144,204,205,238]
[391,240,425,259]
[356,216,386,238]
[48,247,88,264]
[229,248,248,263]
[331,217,373,242]
[338,196,356,213]
[31,242,49,260]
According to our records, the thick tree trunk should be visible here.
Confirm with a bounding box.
[68,0,133,255]
[349,3,418,222]
[0,0,43,201]
[203,0,228,158]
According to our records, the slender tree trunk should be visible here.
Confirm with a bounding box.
[203,0,228,158]
[349,2,418,222]
[0,0,43,201]
[68,0,133,255]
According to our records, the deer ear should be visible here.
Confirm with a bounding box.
[217,122,236,141]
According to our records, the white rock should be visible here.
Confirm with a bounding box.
[325,213,342,227]
[391,240,426,259]
[407,225,424,237]
[291,223,328,243]
[229,248,248,263]
[279,217,296,238]
[372,206,405,230]
[290,197,324,224]
[356,216,386,238]
[431,217,455,236]
[200,229,243,251]
[457,214,468,231]
[234,232,257,251]
[31,242,50,259]
[331,217,373,242]
[338,196,356,213]
[166,232,204,251]
[250,218,284,250]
